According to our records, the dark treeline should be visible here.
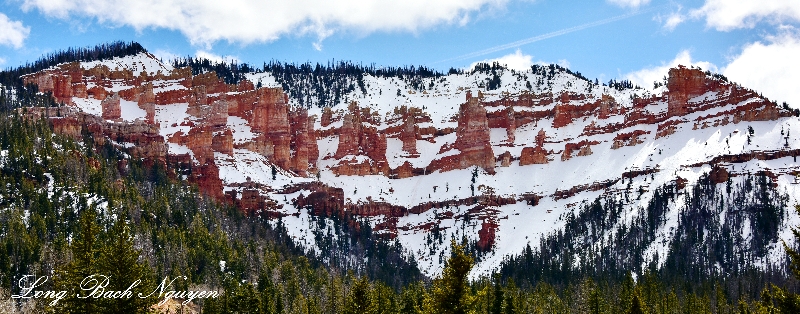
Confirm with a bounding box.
[172,57,449,108]
[172,57,256,85]
[0,41,145,111]
[606,79,637,91]
[262,60,445,108]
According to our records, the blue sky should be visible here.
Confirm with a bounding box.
[1,0,799,105]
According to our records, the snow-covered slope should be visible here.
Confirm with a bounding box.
[23,53,800,278]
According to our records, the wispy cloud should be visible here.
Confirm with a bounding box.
[663,13,685,31]
[152,49,180,63]
[654,5,685,31]
[0,12,30,49]
[433,6,662,65]
[607,0,651,9]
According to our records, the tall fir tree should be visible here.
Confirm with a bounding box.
[96,215,157,313]
[425,241,475,314]
[344,276,372,314]
[52,207,102,313]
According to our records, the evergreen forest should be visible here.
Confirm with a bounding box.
[0,42,798,313]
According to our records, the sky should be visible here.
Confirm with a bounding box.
[0,0,799,106]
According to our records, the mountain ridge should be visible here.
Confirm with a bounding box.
[4,43,799,279]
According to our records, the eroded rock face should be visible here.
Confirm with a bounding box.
[208,100,230,128]
[561,140,599,161]
[498,151,512,167]
[477,219,499,252]
[320,107,333,127]
[21,60,325,209]
[252,88,287,132]
[212,129,234,156]
[101,93,121,120]
[428,92,497,173]
[401,113,419,156]
[520,128,551,165]
[22,53,799,250]
[290,108,314,175]
[25,72,74,104]
[520,146,549,165]
[196,161,224,200]
[453,91,496,172]
[504,107,516,145]
[335,110,360,159]
[308,116,319,157]
[186,126,214,163]
[251,88,292,169]
[668,66,707,117]
[553,92,598,128]
[362,127,388,170]
[329,103,390,176]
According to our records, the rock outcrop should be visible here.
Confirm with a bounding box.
[101,93,121,120]
[504,107,516,145]
[477,219,499,252]
[331,103,389,176]
[520,146,549,165]
[667,66,707,117]
[400,113,419,156]
[335,110,360,158]
[431,91,495,173]
[519,129,550,165]
[20,51,800,252]
[289,108,316,175]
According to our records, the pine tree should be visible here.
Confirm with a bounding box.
[96,216,157,313]
[775,204,800,312]
[425,241,475,314]
[490,275,503,314]
[588,287,606,314]
[400,282,424,314]
[344,277,372,314]
[628,288,647,314]
[52,208,102,313]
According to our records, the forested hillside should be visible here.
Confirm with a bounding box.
[1,42,800,313]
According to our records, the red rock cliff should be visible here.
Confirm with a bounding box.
[453,91,495,172]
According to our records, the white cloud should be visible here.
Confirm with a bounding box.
[195,50,239,64]
[558,59,571,69]
[606,0,651,9]
[722,28,800,108]
[663,13,685,31]
[0,56,6,66]
[653,5,685,31]
[0,12,30,49]
[20,0,506,47]
[624,28,800,108]
[691,0,800,31]
[469,49,533,71]
[152,49,180,63]
[623,50,718,89]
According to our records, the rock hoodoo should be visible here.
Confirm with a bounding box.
[451,91,496,172]
[401,113,419,156]
[101,92,121,120]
